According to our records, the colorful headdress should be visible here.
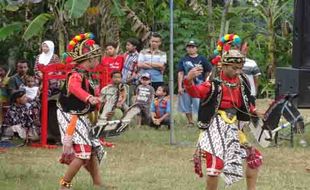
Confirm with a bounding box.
[221,49,245,64]
[211,34,241,65]
[63,32,101,64]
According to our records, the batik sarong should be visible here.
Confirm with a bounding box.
[197,114,246,185]
[57,109,105,163]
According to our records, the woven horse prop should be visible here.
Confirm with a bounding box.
[90,84,141,138]
[249,94,304,147]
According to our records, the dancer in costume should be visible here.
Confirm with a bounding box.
[56,33,106,190]
[185,48,263,190]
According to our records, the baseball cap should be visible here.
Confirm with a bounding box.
[140,72,151,79]
[186,40,197,47]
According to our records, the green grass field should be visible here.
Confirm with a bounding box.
[1,123,310,190]
[1,99,310,190]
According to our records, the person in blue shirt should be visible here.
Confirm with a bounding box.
[177,40,212,126]
[150,85,170,129]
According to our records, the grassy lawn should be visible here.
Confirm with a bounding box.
[1,99,310,190]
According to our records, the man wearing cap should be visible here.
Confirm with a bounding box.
[57,33,106,190]
[138,32,166,91]
[184,49,263,190]
[177,40,212,126]
[1,89,39,140]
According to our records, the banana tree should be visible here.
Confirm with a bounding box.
[22,0,90,55]
[252,0,292,78]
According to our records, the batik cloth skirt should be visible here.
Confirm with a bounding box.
[197,114,246,185]
[57,109,105,163]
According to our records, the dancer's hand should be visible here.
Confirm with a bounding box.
[59,134,75,165]
[187,67,203,81]
[254,109,265,118]
[88,96,101,105]
[106,111,115,120]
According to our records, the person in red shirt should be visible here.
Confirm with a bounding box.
[99,42,124,88]
[184,49,263,190]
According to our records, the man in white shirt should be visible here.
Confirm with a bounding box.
[241,42,261,97]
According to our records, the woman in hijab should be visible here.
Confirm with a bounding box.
[35,40,61,96]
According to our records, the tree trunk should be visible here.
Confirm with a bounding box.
[219,0,232,38]
[207,0,215,52]
[267,15,276,79]
[99,0,121,52]
[121,4,151,43]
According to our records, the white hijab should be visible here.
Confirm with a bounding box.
[38,40,54,65]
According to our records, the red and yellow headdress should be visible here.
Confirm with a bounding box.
[211,34,242,66]
[63,32,101,64]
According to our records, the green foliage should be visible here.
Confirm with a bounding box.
[22,13,53,41]
[64,0,90,19]
[0,22,23,41]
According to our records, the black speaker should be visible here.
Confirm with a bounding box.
[292,0,310,69]
[276,67,310,108]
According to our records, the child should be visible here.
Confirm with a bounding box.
[133,72,155,125]
[99,71,128,121]
[23,75,39,101]
[2,89,39,141]
[150,85,170,129]
[21,75,41,126]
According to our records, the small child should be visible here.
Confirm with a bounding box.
[100,71,128,120]
[133,73,155,125]
[21,75,40,126]
[23,75,39,101]
[150,85,170,129]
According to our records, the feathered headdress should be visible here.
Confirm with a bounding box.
[211,34,242,66]
[62,32,101,64]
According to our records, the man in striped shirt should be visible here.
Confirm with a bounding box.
[138,32,167,91]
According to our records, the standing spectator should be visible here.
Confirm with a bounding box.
[122,38,140,105]
[134,73,155,126]
[99,42,124,88]
[7,60,29,96]
[177,41,212,126]
[100,71,128,116]
[34,40,61,96]
[138,32,167,91]
[122,38,140,85]
[241,42,261,97]
[150,85,170,129]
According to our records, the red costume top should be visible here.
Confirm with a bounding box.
[184,72,255,112]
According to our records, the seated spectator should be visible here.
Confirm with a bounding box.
[0,65,10,126]
[150,85,170,129]
[1,90,40,141]
[100,71,128,120]
[7,60,29,96]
